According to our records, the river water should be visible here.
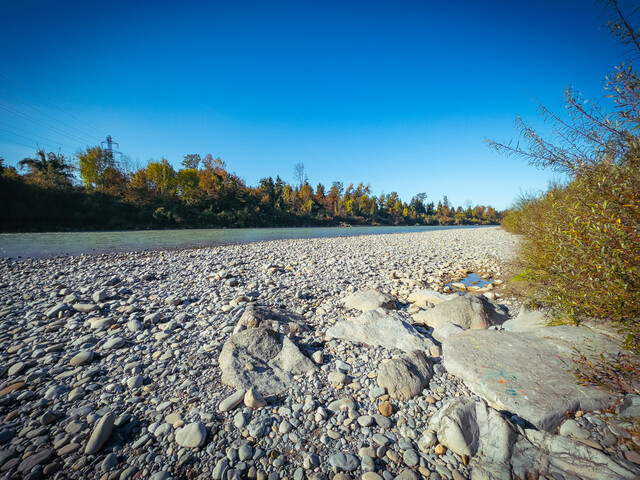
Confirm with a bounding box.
[0,225,484,259]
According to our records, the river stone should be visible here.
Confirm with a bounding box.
[17,448,53,473]
[103,337,125,349]
[85,411,115,455]
[219,328,316,395]
[326,309,434,353]
[45,303,68,318]
[69,350,94,366]
[219,389,246,412]
[413,294,508,329]
[407,289,455,306]
[175,422,207,448]
[377,350,433,400]
[90,318,114,330]
[73,303,99,313]
[328,452,360,472]
[343,290,396,311]
[442,328,618,431]
[618,394,640,418]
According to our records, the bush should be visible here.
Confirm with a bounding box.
[490,1,640,352]
[507,161,640,350]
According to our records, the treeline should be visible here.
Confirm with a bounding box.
[0,149,501,231]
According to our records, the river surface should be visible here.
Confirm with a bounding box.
[0,225,487,259]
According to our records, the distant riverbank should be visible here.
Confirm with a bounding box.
[0,224,491,259]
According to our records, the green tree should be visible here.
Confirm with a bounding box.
[78,146,121,191]
[146,159,177,196]
[19,149,74,190]
[182,153,201,170]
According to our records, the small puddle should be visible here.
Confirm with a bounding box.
[447,273,493,291]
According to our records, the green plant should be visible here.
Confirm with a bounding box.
[488,0,640,352]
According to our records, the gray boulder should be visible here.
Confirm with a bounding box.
[443,327,618,431]
[233,305,309,336]
[413,294,508,330]
[429,397,640,480]
[377,351,433,400]
[429,397,516,463]
[510,428,640,480]
[219,328,317,395]
[326,309,434,353]
[343,290,396,311]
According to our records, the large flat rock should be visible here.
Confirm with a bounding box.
[326,308,434,353]
[443,327,618,431]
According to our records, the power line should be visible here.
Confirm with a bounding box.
[0,88,97,144]
[0,127,75,154]
[0,72,108,137]
[0,122,76,151]
[0,136,75,158]
[0,103,91,146]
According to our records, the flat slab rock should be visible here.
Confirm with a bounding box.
[326,308,434,353]
[443,326,619,431]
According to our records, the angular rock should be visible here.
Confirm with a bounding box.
[618,394,640,418]
[511,428,640,480]
[219,328,316,395]
[377,350,433,400]
[429,397,516,460]
[326,309,434,353]
[343,290,396,311]
[443,328,617,431]
[85,411,115,455]
[244,388,267,409]
[233,305,308,336]
[413,294,508,329]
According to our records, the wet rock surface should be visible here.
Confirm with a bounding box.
[0,227,638,480]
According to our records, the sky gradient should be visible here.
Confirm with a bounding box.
[0,0,627,209]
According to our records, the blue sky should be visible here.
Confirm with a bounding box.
[0,0,626,209]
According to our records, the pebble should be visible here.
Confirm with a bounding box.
[220,389,246,412]
[175,422,207,448]
[244,388,268,409]
[85,411,115,455]
[0,228,632,480]
[379,401,393,417]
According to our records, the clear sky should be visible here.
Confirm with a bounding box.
[0,0,627,209]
